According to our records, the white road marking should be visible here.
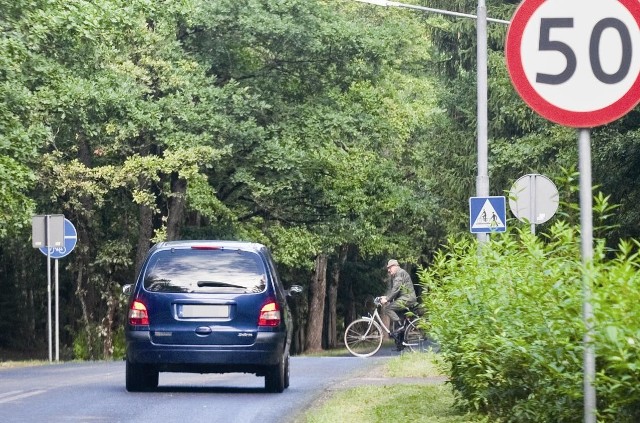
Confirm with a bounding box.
[0,389,47,404]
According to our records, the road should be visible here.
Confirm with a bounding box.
[0,355,389,423]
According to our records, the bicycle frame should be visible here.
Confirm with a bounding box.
[366,297,417,333]
[361,303,392,335]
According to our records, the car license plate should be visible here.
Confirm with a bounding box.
[179,304,229,318]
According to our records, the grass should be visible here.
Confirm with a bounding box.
[386,350,445,378]
[297,352,487,423]
[0,360,49,369]
[0,348,50,369]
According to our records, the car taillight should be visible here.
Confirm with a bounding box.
[258,300,281,327]
[129,300,149,326]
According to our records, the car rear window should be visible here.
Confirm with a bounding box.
[142,248,267,294]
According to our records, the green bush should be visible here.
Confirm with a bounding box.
[420,222,640,422]
[72,323,126,361]
[592,239,640,421]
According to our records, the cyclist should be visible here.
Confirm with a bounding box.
[380,259,417,351]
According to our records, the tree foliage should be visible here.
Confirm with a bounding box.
[1,0,639,365]
[0,0,443,357]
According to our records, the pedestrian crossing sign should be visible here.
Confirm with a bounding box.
[469,196,507,233]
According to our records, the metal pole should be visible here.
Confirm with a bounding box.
[578,128,596,423]
[46,215,52,362]
[55,259,60,362]
[529,175,536,235]
[476,0,489,243]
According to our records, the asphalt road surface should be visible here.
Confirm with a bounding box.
[0,355,390,423]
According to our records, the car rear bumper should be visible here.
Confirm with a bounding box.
[125,330,285,372]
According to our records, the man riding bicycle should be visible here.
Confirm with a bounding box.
[380,259,417,351]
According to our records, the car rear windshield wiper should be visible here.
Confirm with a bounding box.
[197,280,247,289]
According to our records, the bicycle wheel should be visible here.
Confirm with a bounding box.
[344,318,383,357]
[404,318,428,352]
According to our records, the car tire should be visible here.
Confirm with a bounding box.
[265,354,286,393]
[126,360,159,392]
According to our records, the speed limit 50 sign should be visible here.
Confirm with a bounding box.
[506,0,640,127]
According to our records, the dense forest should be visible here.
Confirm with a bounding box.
[1,0,639,360]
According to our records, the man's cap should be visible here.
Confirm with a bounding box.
[386,259,399,268]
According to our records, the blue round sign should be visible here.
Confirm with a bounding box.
[39,218,77,259]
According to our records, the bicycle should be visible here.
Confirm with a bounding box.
[344,297,428,357]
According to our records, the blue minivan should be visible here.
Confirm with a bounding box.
[123,240,302,393]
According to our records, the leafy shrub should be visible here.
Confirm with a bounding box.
[591,239,640,421]
[420,222,640,422]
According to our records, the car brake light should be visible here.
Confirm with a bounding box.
[129,300,149,326]
[191,246,222,250]
[258,300,281,327]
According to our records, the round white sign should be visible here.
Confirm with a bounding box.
[509,174,559,225]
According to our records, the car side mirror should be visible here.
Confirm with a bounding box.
[287,285,303,296]
[122,284,133,296]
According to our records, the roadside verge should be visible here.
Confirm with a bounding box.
[294,352,484,423]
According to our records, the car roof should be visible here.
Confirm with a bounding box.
[150,240,267,253]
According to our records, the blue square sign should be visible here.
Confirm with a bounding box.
[470,196,507,233]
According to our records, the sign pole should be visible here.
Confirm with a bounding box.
[32,214,68,363]
[528,175,536,235]
[55,258,60,362]
[46,216,52,363]
[578,128,596,423]
[476,0,489,244]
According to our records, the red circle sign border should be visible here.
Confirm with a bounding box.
[506,0,640,128]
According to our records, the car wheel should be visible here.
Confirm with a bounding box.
[126,360,159,392]
[265,354,286,393]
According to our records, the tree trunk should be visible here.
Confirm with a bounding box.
[102,283,118,359]
[74,132,97,358]
[75,259,94,358]
[304,254,327,353]
[135,202,154,276]
[27,286,36,349]
[292,322,305,355]
[134,143,159,275]
[324,245,348,349]
[289,283,306,355]
[166,172,186,241]
[324,282,336,350]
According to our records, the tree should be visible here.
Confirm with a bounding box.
[0,0,54,239]
[3,0,586,359]
[0,0,266,357]
[181,0,444,351]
